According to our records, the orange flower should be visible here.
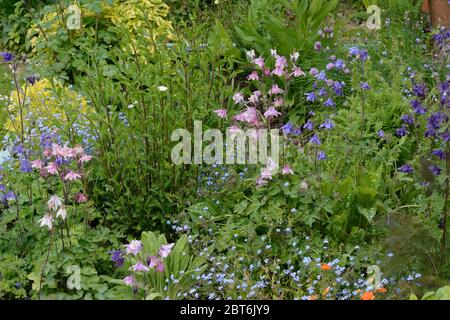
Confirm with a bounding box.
[322,286,331,297]
[376,287,387,293]
[320,263,332,271]
[361,291,375,300]
[308,295,318,300]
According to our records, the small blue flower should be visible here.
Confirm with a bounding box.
[309,134,321,145]
[398,164,413,173]
[317,150,326,160]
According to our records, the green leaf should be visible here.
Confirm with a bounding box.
[358,206,377,223]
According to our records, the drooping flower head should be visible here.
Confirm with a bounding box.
[38,214,54,230]
[125,240,143,256]
[159,243,175,258]
[214,109,227,119]
[281,164,294,175]
[48,195,63,211]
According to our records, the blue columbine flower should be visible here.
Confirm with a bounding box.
[26,75,37,85]
[316,71,327,82]
[303,120,314,131]
[410,100,426,115]
[317,150,326,160]
[333,81,345,96]
[281,122,294,135]
[318,87,327,97]
[323,98,335,107]
[319,118,334,130]
[19,160,32,173]
[0,52,14,62]
[432,149,446,160]
[396,125,409,137]
[377,130,385,138]
[335,59,345,69]
[360,82,371,90]
[309,134,321,145]
[110,250,125,267]
[349,46,360,56]
[359,50,369,61]
[412,83,427,98]
[401,114,414,125]
[398,164,413,173]
[305,92,317,102]
[429,165,441,176]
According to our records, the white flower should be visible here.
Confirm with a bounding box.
[125,240,142,256]
[39,214,54,230]
[246,49,256,61]
[56,206,67,220]
[47,195,63,211]
[157,86,168,92]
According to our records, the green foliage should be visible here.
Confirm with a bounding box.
[0,254,29,299]
[410,286,450,300]
[235,0,338,57]
[25,0,173,82]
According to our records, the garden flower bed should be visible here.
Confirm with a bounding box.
[0,0,449,302]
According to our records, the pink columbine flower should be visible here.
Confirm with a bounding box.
[73,145,85,156]
[64,171,81,181]
[253,56,265,69]
[326,63,335,70]
[56,206,67,220]
[214,109,227,119]
[249,90,262,104]
[31,159,44,170]
[43,148,52,158]
[148,256,164,273]
[243,107,259,126]
[46,162,59,175]
[75,192,88,203]
[78,154,93,164]
[256,177,268,187]
[38,214,54,230]
[232,92,245,104]
[275,55,288,69]
[126,240,142,256]
[123,276,135,286]
[273,97,284,107]
[260,167,274,180]
[268,84,284,96]
[282,164,294,175]
[51,143,61,157]
[235,107,259,126]
[130,262,150,272]
[271,65,285,77]
[248,92,260,104]
[58,145,75,159]
[39,168,49,178]
[247,71,260,81]
[48,195,63,211]
[264,107,281,118]
[263,68,271,77]
[156,261,164,273]
[159,243,175,258]
[228,125,241,135]
[291,67,306,77]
